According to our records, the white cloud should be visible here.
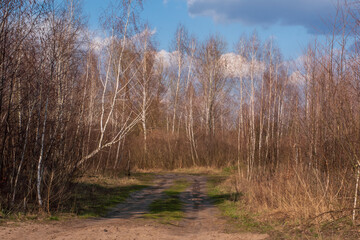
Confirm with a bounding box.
[221,52,265,78]
[289,70,305,85]
[221,53,248,77]
[155,50,174,68]
[156,50,266,80]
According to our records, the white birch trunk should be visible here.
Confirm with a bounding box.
[37,98,48,207]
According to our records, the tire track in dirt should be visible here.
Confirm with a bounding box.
[179,175,222,231]
[169,174,269,239]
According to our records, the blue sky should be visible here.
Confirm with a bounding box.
[83,0,337,60]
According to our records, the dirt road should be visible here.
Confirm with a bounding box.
[0,174,269,240]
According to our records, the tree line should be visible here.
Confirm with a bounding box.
[1,0,360,221]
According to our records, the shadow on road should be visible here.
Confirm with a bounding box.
[105,174,228,222]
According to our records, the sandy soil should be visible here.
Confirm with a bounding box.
[0,174,269,240]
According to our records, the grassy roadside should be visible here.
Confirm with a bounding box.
[144,178,190,224]
[206,172,316,239]
[68,173,154,218]
[206,174,273,234]
[0,172,154,223]
[206,169,360,239]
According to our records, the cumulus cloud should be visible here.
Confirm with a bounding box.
[155,50,174,68]
[156,50,266,79]
[221,53,249,77]
[221,52,266,79]
[186,0,339,34]
[289,70,306,85]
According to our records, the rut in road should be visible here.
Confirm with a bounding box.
[106,173,216,227]
[107,174,228,232]
[178,175,222,231]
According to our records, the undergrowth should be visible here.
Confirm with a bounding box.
[0,172,154,223]
[207,174,273,234]
[207,165,360,239]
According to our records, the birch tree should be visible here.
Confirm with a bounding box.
[170,24,188,134]
[196,35,227,164]
[76,0,142,167]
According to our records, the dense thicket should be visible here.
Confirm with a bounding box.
[1,0,360,221]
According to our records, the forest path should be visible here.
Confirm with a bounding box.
[0,174,269,240]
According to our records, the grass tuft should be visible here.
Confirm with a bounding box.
[48,216,59,221]
[144,178,190,224]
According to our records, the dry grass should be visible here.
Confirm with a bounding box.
[75,174,148,187]
[230,163,360,238]
[203,164,360,238]
[170,166,224,175]
[237,165,353,222]
[133,166,224,175]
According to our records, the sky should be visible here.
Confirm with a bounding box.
[83,0,340,60]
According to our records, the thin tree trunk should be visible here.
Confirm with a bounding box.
[353,164,360,223]
[11,103,35,205]
[37,98,49,208]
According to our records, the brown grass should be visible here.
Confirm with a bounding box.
[133,166,224,175]
[235,163,355,225]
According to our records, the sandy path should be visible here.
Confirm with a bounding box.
[0,174,269,240]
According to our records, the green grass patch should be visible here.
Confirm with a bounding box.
[48,216,59,221]
[71,184,147,217]
[144,178,190,224]
[164,179,190,197]
[0,173,156,223]
[222,166,237,175]
[66,173,154,218]
[144,198,184,223]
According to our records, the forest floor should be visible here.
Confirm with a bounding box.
[0,173,269,240]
